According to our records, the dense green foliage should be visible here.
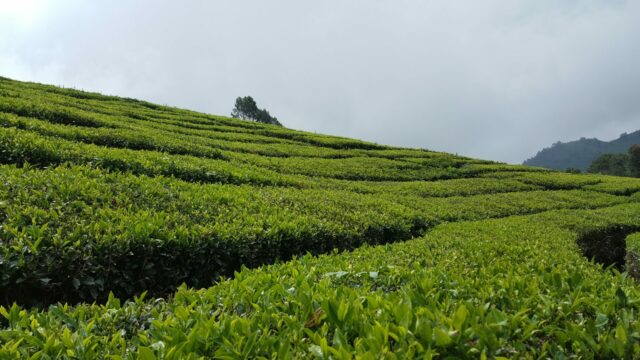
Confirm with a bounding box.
[587,145,640,178]
[231,96,282,126]
[524,130,640,171]
[588,153,631,177]
[1,77,640,358]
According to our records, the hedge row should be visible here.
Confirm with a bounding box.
[0,127,307,187]
[0,112,226,160]
[328,177,542,197]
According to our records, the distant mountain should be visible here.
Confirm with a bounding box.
[523,130,640,171]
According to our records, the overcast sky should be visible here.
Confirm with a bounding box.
[1,0,639,163]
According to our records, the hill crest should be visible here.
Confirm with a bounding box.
[524,130,640,171]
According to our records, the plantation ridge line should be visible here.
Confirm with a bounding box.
[0,77,639,358]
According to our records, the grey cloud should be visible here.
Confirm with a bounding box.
[1,0,639,163]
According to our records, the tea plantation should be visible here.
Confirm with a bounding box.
[1,76,640,358]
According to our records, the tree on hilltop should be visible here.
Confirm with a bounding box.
[231,96,282,126]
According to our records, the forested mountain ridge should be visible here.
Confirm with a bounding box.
[524,130,640,171]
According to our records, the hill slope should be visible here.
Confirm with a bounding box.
[1,77,640,358]
[523,130,640,171]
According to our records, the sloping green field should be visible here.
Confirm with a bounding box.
[0,77,639,358]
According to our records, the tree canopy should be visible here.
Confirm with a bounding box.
[587,153,630,176]
[586,144,640,178]
[231,96,282,126]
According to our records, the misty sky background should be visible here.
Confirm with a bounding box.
[1,1,639,163]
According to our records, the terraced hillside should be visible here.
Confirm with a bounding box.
[1,76,640,358]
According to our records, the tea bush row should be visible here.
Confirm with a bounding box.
[0,127,308,187]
